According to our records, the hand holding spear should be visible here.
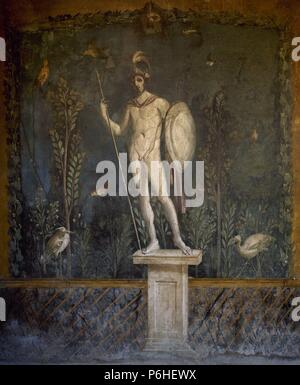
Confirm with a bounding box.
[95,70,142,251]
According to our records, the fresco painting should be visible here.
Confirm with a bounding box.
[6,10,292,279]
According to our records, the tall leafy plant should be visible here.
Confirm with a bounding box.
[49,78,84,277]
[181,205,216,277]
[199,91,233,277]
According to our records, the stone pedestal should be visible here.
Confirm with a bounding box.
[133,249,202,352]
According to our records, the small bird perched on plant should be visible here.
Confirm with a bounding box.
[35,59,49,88]
[40,227,72,277]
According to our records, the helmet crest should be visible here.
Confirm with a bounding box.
[132,51,151,79]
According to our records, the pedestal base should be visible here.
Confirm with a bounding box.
[144,338,194,353]
[133,249,202,353]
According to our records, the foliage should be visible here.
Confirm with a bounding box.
[74,226,93,277]
[181,205,216,253]
[96,212,134,278]
[197,91,235,277]
[221,201,237,277]
[5,29,25,277]
[49,77,85,277]
[277,37,293,277]
[181,204,216,277]
[28,188,60,276]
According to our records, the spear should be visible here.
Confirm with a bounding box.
[95,69,142,251]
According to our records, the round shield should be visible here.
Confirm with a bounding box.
[164,102,196,167]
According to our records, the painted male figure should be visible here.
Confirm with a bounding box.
[99,51,191,255]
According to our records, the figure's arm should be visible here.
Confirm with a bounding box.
[158,98,170,119]
[99,101,130,136]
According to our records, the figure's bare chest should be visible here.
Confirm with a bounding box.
[130,104,162,127]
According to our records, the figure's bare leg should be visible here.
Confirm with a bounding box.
[158,196,191,255]
[139,195,160,254]
[150,162,191,255]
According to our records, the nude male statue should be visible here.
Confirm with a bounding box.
[99,51,191,255]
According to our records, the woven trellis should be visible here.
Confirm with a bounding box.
[1,286,300,362]
[189,287,300,357]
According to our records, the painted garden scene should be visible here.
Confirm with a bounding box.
[7,7,292,279]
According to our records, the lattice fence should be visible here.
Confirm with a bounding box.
[0,287,147,362]
[0,286,300,362]
[189,287,300,358]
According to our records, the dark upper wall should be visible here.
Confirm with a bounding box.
[2,0,296,30]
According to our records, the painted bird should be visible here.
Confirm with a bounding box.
[83,43,110,59]
[83,43,115,70]
[40,227,72,277]
[229,233,274,259]
[35,59,49,88]
[206,53,215,67]
[251,128,258,143]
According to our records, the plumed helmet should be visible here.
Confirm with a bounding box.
[132,51,151,79]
